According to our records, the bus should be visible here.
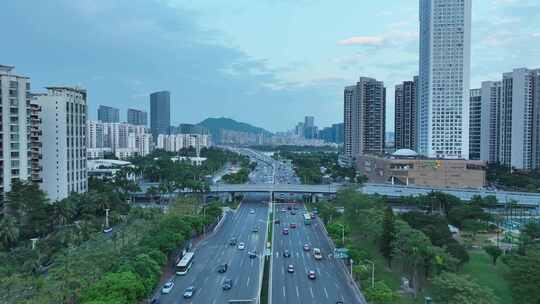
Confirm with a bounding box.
[304,213,311,225]
[176,252,195,275]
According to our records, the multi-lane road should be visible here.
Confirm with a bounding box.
[156,148,363,303]
[158,199,268,304]
[271,203,362,304]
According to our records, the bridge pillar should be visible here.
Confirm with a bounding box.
[228,192,233,203]
[311,193,317,203]
[270,191,274,203]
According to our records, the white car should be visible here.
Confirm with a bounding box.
[161,281,174,294]
[250,209,255,214]
[237,242,246,250]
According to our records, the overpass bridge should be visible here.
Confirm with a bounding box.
[132,182,540,208]
[209,183,340,194]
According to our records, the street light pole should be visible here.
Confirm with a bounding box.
[365,259,375,289]
[336,223,345,246]
[105,208,110,228]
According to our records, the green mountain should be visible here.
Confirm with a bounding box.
[197,117,273,143]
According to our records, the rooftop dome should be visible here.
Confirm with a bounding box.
[392,149,418,157]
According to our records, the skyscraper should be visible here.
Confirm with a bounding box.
[127,108,148,126]
[469,89,482,160]
[0,65,41,195]
[150,91,171,140]
[304,116,317,139]
[34,86,88,201]
[97,105,119,123]
[344,77,386,159]
[418,0,472,159]
[395,77,418,151]
[480,81,502,163]
[499,68,540,170]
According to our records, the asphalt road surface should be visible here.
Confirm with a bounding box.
[271,203,363,304]
[157,199,268,304]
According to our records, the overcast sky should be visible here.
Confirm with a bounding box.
[1,0,539,132]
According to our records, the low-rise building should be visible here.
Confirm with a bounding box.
[356,149,486,189]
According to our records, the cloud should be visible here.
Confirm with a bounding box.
[337,36,385,46]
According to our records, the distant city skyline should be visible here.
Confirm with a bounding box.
[1,1,539,132]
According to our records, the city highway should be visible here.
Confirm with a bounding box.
[157,199,268,304]
[271,203,363,304]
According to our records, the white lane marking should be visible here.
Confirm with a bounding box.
[240,258,244,267]
[212,299,216,304]
[250,258,254,267]
[324,287,329,298]
[247,276,251,287]
[296,285,300,298]
[281,267,285,275]
[310,287,314,298]
[282,286,286,297]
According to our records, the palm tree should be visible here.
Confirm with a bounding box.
[53,199,76,227]
[0,216,20,249]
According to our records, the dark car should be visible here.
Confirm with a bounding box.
[287,205,292,211]
[274,219,281,225]
[217,263,228,273]
[283,250,291,258]
[222,279,233,290]
[291,211,296,215]
[282,228,289,235]
[290,223,297,229]
[249,250,257,258]
[150,299,160,304]
[229,237,237,246]
[308,270,316,280]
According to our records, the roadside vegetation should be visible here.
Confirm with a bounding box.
[316,189,540,304]
[487,164,540,192]
[273,151,359,184]
[221,160,256,184]
[0,148,233,304]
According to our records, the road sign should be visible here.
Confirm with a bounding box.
[334,248,349,259]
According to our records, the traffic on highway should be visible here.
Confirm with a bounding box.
[153,148,363,303]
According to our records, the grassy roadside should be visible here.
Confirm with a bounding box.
[462,250,513,304]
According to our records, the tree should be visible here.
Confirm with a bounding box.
[432,272,498,304]
[505,249,540,304]
[380,207,396,267]
[0,216,20,249]
[5,181,51,238]
[364,281,396,304]
[81,271,145,304]
[522,222,540,241]
[53,199,76,227]
[483,245,503,265]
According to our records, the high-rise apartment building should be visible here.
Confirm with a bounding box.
[87,121,152,159]
[395,77,418,151]
[498,68,540,170]
[480,81,502,164]
[87,120,104,149]
[156,134,211,152]
[344,77,386,159]
[0,65,40,195]
[469,89,482,160]
[150,91,171,140]
[98,105,119,123]
[418,0,472,159]
[34,87,88,201]
[127,108,148,126]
